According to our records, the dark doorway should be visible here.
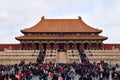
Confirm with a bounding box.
[98,43,102,50]
[35,43,39,50]
[50,43,54,50]
[84,43,89,50]
[69,43,73,49]
[43,43,46,50]
[58,43,65,52]
[76,43,80,50]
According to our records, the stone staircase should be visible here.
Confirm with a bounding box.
[0,50,39,65]
[44,49,81,63]
[85,49,120,65]
[0,49,81,65]
[67,49,81,63]
[44,49,57,63]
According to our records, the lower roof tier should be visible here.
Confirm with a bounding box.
[16,35,107,41]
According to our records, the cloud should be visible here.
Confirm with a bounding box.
[0,0,120,43]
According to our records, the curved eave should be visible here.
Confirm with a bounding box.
[104,36,108,40]
[21,31,102,34]
[21,29,102,34]
[16,35,107,41]
[21,30,24,33]
[97,30,102,34]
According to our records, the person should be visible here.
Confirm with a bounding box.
[99,72,103,80]
[58,73,63,80]
[15,73,22,80]
[26,71,32,80]
[0,75,3,80]
[47,72,54,80]
[39,75,43,80]
[4,77,8,80]
[112,71,119,80]
[39,68,43,80]
[0,71,3,80]
[52,72,58,80]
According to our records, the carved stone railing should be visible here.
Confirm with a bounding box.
[85,49,120,53]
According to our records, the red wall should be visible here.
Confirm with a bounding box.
[103,44,120,50]
[0,44,20,51]
[0,43,120,51]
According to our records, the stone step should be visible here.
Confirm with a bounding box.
[86,50,120,65]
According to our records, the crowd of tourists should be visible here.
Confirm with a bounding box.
[0,61,120,80]
[0,50,120,80]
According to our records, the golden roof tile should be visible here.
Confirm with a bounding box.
[21,17,102,33]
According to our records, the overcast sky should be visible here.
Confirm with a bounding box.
[0,0,120,44]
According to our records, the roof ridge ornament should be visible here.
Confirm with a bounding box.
[41,16,45,20]
[78,16,82,20]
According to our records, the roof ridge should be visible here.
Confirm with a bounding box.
[41,16,82,20]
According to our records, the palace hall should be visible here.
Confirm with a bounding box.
[16,16,107,51]
[1,16,120,65]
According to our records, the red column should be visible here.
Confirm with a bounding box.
[73,44,77,49]
[39,44,43,50]
[81,43,84,50]
[22,43,26,50]
[46,44,50,50]
[93,43,95,50]
[66,43,69,50]
[32,43,35,50]
[96,43,98,50]
[89,43,91,50]
[19,43,22,50]
[101,43,104,50]
[94,43,97,50]
[54,44,58,49]
[25,43,27,50]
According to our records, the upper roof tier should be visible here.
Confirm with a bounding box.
[21,16,102,33]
